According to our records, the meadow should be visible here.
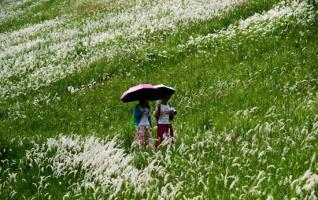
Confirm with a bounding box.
[0,0,318,199]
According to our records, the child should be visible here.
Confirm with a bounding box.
[133,99,153,146]
[154,95,176,147]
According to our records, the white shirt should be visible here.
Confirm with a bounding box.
[139,107,151,126]
[158,104,171,125]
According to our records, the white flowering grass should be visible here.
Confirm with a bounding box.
[180,0,316,50]
[0,0,35,24]
[0,0,246,100]
[1,0,318,199]
[25,135,163,198]
[3,107,317,198]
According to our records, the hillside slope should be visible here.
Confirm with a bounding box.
[1,0,318,199]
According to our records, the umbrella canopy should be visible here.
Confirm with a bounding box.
[120,84,163,102]
[155,84,176,97]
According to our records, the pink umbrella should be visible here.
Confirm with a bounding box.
[120,84,163,103]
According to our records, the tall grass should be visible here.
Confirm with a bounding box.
[0,0,318,199]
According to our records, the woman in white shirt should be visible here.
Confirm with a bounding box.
[154,95,176,147]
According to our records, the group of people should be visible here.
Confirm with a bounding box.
[133,94,176,148]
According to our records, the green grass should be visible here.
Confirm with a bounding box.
[0,0,130,33]
[0,0,282,139]
[1,0,318,199]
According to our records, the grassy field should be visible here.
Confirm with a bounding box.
[1,0,318,199]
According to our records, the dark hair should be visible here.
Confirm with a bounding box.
[139,99,150,109]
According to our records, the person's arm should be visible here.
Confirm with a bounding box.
[133,105,141,126]
[133,106,141,117]
[154,104,160,119]
[169,103,177,115]
[148,116,152,128]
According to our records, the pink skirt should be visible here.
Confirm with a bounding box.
[135,125,152,146]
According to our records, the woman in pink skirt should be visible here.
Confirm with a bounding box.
[133,99,153,146]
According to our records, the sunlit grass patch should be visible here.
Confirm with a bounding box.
[69,0,132,17]
[1,0,248,100]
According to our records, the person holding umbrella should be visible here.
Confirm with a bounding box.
[154,85,177,148]
[121,84,163,147]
